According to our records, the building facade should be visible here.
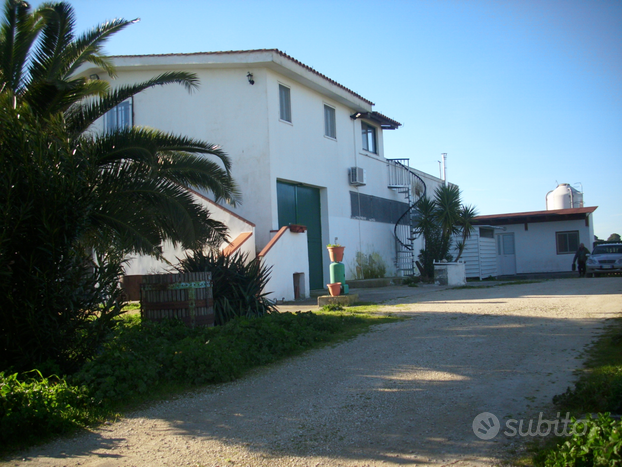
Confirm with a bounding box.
[79,49,445,294]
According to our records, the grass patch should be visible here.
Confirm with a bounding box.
[342,302,383,313]
[1,310,396,454]
[521,317,622,466]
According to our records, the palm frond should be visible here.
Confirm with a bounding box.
[66,72,200,135]
[62,17,136,79]
[29,2,76,81]
[0,0,44,94]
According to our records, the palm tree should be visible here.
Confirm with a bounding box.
[454,204,478,262]
[0,0,240,256]
[412,184,478,279]
[434,184,462,260]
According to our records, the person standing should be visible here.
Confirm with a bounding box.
[573,243,590,277]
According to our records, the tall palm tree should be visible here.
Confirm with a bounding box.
[0,0,240,256]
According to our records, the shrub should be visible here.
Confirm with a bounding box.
[0,371,96,447]
[553,366,622,414]
[543,413,622,467]
[0,105,125,374]
[178,250,277,325]
[351,250,387,279]
[73,312,357,405]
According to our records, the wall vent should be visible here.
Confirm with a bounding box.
[349,167,366,186]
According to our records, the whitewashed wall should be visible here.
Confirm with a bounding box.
[493,215,594,274]
[124,191,255,275]
[259,228,310,301]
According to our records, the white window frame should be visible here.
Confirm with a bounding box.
[324,104,336,139]
[104,98,133,132]
[279,84,292,123]
[362,121,377,153]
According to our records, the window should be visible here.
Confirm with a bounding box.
[324,105,336,139]
[279,84,291,122]
[105,99,132,132]
[556,231,579,254]
[362,122,377,153]
[479,227,494,238]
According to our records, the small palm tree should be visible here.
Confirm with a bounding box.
[454,204,478,261]
[412,184,478,279]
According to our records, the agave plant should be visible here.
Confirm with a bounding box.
[178,250,277,326]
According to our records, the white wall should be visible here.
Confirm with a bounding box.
[455,232,498,279]
[259,228,310,301]
[124,191,256,275]
[494,215,594,274]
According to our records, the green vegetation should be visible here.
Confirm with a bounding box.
[412,184,477,280]
[540,414,621,467]
[402,275,421,287]
[0,0,239,374]
[529,317,622,466]
[350,250,387,280]
[1,310,396,453]
[178,250,277,326]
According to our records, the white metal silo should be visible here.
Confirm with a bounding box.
[546,183,584,210]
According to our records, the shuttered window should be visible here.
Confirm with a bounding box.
[324,105,336,139]
[279,84,291,123]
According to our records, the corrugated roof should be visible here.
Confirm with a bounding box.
[109,48,376,106]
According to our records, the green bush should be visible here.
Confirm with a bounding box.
[351,251,387,279]
[543,413,622,467]
[73,312,356,405]
[553,366,622,414]
[178,250,276,325]
[0,371,96,447]
[0,104,125,374]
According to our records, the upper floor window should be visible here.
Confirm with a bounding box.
[324,105,336,139]
[105,99,132,132]
[279,84,291,123]
[362,122,377,153]
[556,231,579,254]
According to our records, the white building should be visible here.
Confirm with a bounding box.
[470,207,597,276]
[79,49,445,299]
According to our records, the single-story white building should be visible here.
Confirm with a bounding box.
[467,206,597,276]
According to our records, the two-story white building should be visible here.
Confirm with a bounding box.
[80,49,445,299]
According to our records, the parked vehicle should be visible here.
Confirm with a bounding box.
[586,243,622,277]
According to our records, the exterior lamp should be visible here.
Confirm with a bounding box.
[247,72,254,85]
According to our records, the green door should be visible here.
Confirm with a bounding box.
[277,181,323,290]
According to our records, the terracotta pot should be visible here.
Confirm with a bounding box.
[326,282,341,297]
[327,246,345,263]
[289,224,306,233]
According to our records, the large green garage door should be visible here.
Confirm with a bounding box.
[276,181,323,290]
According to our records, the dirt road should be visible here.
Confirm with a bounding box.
[4,278,621,466]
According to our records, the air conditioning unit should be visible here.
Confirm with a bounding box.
[349,167,366,186]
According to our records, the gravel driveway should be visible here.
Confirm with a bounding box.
[4,278,621,467]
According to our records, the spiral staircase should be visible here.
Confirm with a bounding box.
[387,159,427,276]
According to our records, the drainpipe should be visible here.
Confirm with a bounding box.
[351,112,363,255]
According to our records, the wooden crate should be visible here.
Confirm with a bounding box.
[140,272,214,327]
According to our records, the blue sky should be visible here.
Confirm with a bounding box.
[37,0,621,240]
